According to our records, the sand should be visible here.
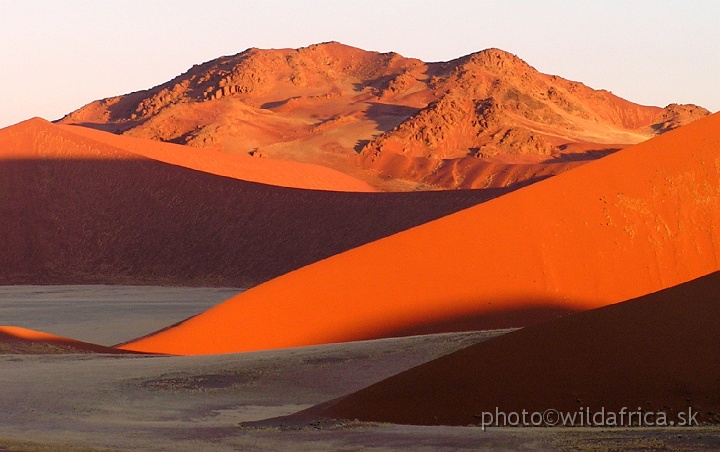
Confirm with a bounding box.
[58,123,377,192]
[0,286,509,449]
[121,112,720,355]
[0,326,135,355]
[0,118,508,287]
[1,286,719,450]
[3,42,718,450]
[313,271,720,426]
[0,285,241,345]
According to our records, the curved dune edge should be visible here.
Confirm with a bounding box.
[0,117,374,192]
[47,124,377,192]
[57,124,376,192]
[0,326,139,355]
[118,112,720,356]
[308,271,720,425]
[1,117,504,287]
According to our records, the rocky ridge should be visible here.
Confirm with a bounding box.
[58,42,709,190]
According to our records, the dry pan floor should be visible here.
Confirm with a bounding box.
[1,286,719,450]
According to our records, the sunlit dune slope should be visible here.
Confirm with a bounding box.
[0,326,137,354]
[58,124,375,192]
[0,118,502,286]
[312,271,720,425]
[119,113,720,355]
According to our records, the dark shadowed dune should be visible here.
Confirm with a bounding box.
[0,118,511,287]
[306,271,720,425]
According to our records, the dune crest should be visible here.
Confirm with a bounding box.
[119,113,720,355]
[58,123,376,192]
[1,117,374,191]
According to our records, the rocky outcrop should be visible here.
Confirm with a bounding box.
[57,43,710,191]
[650,103,711,133]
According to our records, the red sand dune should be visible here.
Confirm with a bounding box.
[57,124,376,192]
[119,112,720,355]
[0,326,135,354]
[0,118,503,287]
[310,271,720,425]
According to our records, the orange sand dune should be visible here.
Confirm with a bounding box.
[0,118,503,286]
[57,124,376,192]
[120,112,720,355]
[312,271,720,425]
[0,326,136,354]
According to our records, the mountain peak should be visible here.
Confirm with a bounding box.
[469,47,529,69]
[57,43,709,191]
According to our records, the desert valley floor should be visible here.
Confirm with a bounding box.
[1,286,719,451]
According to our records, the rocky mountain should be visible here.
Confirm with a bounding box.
[58,42,709,190]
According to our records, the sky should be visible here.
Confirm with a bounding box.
[0,0,718,129]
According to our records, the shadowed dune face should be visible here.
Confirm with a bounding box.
[313,271,720,426]
[0,118,510,287]
[119,112,720,355]
[0,326,136,354]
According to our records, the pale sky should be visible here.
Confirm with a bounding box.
[1,0,718,129]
